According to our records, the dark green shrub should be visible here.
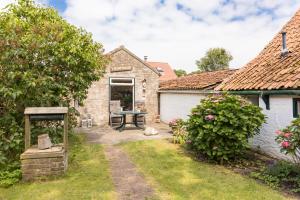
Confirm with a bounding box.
[0,114,24,167]
[0,169,22,188]
[187,94,265,162]
[0,0,107,172]
[251,161,300,192]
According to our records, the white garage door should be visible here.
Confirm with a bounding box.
[160,92,206,123]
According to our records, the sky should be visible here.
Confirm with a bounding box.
[1,0,300,72]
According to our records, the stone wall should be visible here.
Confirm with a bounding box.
[21,146,67,181]
[79,47,159,126]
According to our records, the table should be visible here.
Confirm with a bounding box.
[113,111,147,131]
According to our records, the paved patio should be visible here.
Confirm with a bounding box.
[75,123,172,145]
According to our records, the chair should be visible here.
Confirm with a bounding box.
[109,101,123,127]
[87,114,93,128]
[135,114,146,127]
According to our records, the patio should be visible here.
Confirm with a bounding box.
[74,123,172,145]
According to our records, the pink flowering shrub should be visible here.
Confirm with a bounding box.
[169,118,182,127]
[187,94,265,162]
[275,118,300,163]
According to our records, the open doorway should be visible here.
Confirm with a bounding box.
[110,85,133,111]
[109,78,135,111]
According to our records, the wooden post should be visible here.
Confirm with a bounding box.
[64,113,68,151]
[24,115,30,150]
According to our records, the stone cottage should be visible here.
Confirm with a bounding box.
[78,46,160,126]
[216,9,300,159]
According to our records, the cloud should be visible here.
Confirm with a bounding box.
[1,0,300,72]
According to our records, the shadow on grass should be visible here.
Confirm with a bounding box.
[122,139,289,200]
[0,133,116,200]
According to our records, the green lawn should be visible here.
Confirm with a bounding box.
[122,139,293,200]
[0,134,116,200]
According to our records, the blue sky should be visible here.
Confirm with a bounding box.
[1,0,300,71]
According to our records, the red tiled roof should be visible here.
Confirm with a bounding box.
[160,69,236,90]
[147,62,177,81]
[217,9,300,91]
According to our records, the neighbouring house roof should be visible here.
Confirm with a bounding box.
[217,9,300,91]
[159,69,236,90]
[147,62,177,81]
[106,46,160,75]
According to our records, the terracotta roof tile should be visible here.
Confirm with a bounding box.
[159,69,236,90]
[147,62,177,81]
[217,9,300,91]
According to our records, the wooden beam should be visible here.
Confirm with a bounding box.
[24,115,30,150]
[64,113,68,151]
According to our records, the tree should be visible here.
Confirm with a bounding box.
[0,0,108,167]
[196,48,233,72]
[174,69,187,77]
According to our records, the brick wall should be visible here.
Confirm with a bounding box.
[21,148,67,181]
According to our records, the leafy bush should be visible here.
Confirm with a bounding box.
[171,119,188,145]
[0,114,23,166]
[275,118,300,163]
[251,161,300,192]
[0,169,22,188]
[0,0,107,170]
[187,94,265,162]
[169,118,183,127]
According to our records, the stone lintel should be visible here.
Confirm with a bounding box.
[21,145,65,160]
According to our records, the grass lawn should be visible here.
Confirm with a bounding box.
[0,134,116,200]
[122,139,294,200]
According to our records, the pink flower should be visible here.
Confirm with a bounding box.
[205,115,215,121]
[281,141,290,148]
[284,132,292,138]
[275,130,283,135]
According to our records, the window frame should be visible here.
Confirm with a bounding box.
[109,77,135,86]
[293,98,300,118]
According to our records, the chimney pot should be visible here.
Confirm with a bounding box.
[281,31,289,56]
[144,56,148,62]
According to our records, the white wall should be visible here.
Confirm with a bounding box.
[160,92,296,160]
[160,92,206,123]
[251,95,296,159]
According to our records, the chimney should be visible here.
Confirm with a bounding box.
[144,56,148,62]
[281,31,289,56]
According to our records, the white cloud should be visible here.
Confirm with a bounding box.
[1,0,300,72]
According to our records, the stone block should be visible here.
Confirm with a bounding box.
[20,145,67,181]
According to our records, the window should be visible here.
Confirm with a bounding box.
[156,67,164,73]
[293,98,300,118]
[109,78,134,86]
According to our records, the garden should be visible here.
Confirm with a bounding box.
[169,93,300,198]
[0,0,107,187]
[1,1,300,199]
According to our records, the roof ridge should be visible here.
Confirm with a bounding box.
[216,7,300,91]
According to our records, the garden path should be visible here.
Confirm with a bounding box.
[104,145,155,200]
[78,123,172,199]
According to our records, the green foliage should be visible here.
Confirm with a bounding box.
[187,94,265,162]
[0,114,23,166]
[275,118,300,163]
[196,48,233,72]
[0,169,22,188]
[171,119,188,145]
[174,69,187,77]
[251,161,300,192]
[0,0,107,169]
